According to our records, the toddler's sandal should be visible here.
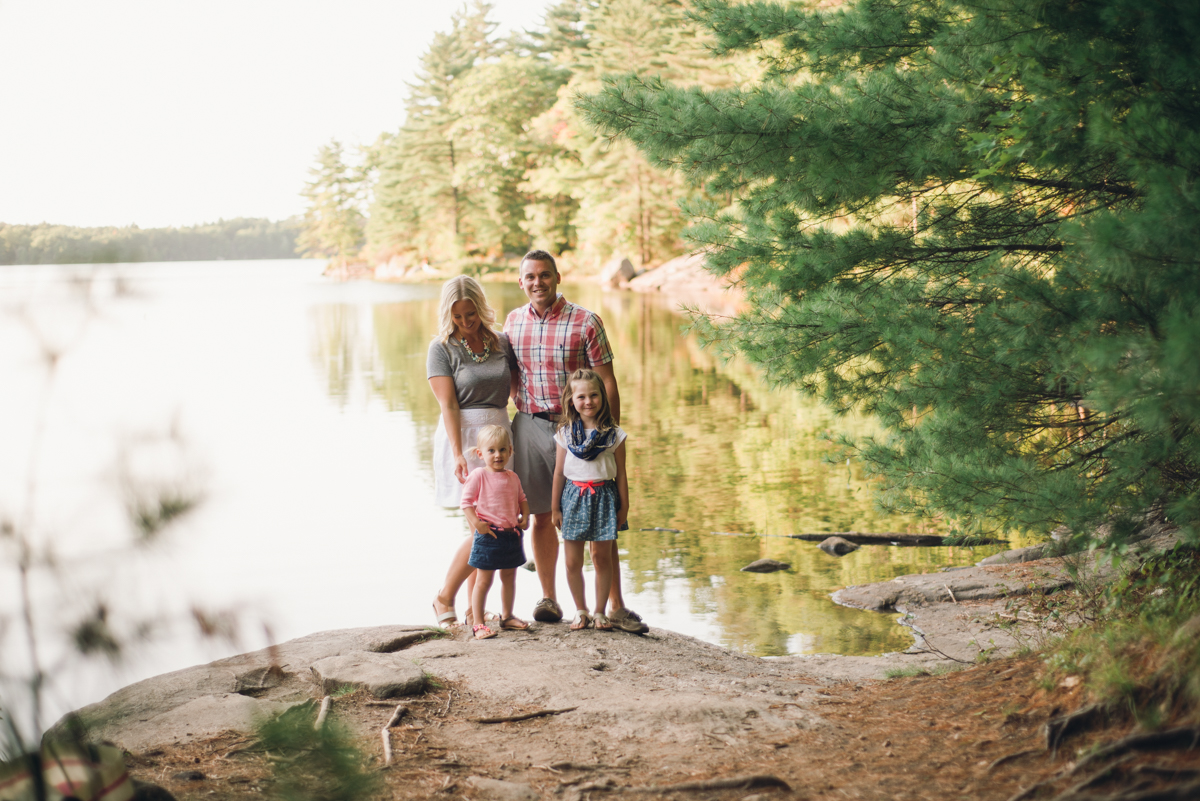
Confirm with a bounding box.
[569,610,592,631]
[594,613,612,631]
[500,616,530,630]
[472,624,497,640]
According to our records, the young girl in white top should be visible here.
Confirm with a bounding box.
[551,369,629,631]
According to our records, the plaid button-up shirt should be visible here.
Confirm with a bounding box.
[504,294,614,415]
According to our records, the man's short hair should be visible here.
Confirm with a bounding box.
[521,249,557,274]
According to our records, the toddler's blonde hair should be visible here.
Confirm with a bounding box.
[476,424,511,452]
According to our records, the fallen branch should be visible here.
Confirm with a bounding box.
[470,707,578,724]
[383,704,408,729]
[381,729,393,766]
[314,696,331,730]
[945,584,959,604]
[640,775,792,793]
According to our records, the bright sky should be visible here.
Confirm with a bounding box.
[0,0,555,228]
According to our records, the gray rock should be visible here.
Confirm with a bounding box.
[598,256,636,288]
[310,652,428,699]
[233,665,286,696]
[59,625,433,752]
[467,777,540,801]
[977,544,1050,566]
[740,558,791,573]
[366,631,436,653]
[1173,613,1200,646]
[818,536,860,557]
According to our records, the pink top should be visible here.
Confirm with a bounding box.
[460,468,527,529]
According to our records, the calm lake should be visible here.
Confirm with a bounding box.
[0,259,1007,717]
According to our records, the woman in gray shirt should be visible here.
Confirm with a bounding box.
[428,275,518,627]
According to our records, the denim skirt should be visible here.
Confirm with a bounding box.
[560,480,628,542]
[468,528,526,570]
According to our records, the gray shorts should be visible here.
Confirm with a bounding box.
[512,412,557,515]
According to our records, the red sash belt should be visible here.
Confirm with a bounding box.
[572,480,606,496]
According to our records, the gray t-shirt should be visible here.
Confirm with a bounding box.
[426,332,517,409]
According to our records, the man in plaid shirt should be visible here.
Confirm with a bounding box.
[505,250,647,633]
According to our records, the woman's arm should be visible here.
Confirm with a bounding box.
[614,441,629,528]
[429,375,469,483]
[551,443,567,531]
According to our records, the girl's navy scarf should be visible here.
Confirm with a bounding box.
[565,419,617,461]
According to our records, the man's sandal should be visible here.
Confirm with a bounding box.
[500,617,530,630]
[472,624,497,640]
[594,613,613,631]
[569,610,592,631]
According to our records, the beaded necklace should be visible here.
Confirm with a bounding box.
[459,334,490,364]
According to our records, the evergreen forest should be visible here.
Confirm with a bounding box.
[0,218,302,265]
[298,0,747,271]
[579,0,1200,546]
[303,0,1200,548]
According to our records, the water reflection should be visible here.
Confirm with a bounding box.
[312,282,1007,656]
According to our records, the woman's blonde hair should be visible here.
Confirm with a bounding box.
[557,369,614,433]
[436,275,499,345]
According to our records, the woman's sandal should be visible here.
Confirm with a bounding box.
[432,600,459,628]
[569,610,592,631]
[500,616,530,630]
[472,624,497,640]
[593,613,612,631]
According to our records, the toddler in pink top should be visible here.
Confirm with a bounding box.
[460,425,531,640]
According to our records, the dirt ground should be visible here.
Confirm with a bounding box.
[123,633,1200,801]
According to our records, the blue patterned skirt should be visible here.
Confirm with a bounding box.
[560,480,628,542]
[468,528,526,571]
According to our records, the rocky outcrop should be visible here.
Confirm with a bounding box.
[598,256,636,288]
[63,626,434,753]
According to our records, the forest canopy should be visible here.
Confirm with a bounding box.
[300,0,745,271]
[577,0,1200,544]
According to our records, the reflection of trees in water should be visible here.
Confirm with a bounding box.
[309,305,388,410]
[310,283,1001,657]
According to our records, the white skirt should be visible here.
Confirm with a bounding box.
[433,406,513,508]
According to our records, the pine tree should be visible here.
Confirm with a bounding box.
[297,140,364,266]
[526,0,741,268]
[579,0,1200,545]
[367,2,502,265]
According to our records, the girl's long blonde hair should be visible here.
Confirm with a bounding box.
[557,369,615,433]
[436,275,499,345]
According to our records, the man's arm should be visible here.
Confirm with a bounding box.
[592,361,620,424]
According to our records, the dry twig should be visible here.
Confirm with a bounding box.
[470,706,577,724]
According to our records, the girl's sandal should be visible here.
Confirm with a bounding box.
[569,610,592,631]
[500,616,530,631]
[472,624,497,640]
[593,613,612,631]
[464,609,500,627]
